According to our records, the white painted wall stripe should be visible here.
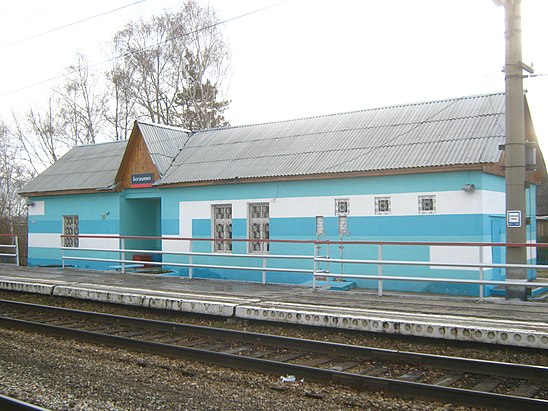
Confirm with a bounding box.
[28,233,119,249]
[28,201,45,216]
[429,246,493,271]
[79,235,119,250]
[179,190,504,234]
[29,233,60,248]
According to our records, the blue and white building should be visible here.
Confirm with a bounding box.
[20,93,546,296]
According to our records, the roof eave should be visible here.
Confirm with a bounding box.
[155,163,495,189]
[20,187,118,198]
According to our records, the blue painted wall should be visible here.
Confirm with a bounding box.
[28,193,120,268]
[26,170,539,296]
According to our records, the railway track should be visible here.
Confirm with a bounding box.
[0,393,50,411]
[0,299,546,410]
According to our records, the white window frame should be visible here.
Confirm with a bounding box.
[248,203,269,254]
[418,195,436,214]
[212,204,232,253]
[375,197,391,215]
[62,215,79,248]
[335,198,350,216]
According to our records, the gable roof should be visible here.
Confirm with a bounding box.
[159,93,508,185]
[20,121,191,195]
[136,121,191,176]
[19,140,128,195]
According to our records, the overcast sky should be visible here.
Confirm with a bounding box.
[1,0,547,154]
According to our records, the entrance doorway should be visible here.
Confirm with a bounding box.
[120,197,162,261]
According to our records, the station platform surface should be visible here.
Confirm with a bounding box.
[0,264,546,349]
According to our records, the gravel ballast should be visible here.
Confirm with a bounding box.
[0,291,545,410]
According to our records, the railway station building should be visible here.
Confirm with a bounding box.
[19,93,547,296]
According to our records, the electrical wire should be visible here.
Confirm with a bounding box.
[0,0,294,98]
[0,0,147,49]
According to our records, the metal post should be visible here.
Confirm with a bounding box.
[188,239,193,279]
[14,235,20,266]
[121,238,126,274]
[339,235,344,278]
[479,246,484,301]
[262,257,267,285]
[61,235,65,270]
[378,244,383,297]
[326,240,330,277]
[502,0,528,300]
[313,242,317,291]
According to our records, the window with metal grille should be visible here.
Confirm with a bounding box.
[212,205,232,252]
[335,198,349,215]
[375,197,391,215]
[248,203,269,253]
[62,215,79,248]
[418,195,436,214]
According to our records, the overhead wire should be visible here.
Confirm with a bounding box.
[0,0,294,98]
[0,0,147,49]
[0,0,32,19]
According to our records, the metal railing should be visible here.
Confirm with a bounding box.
[61,235,316,285]
[313,239,548,298]
[59,234,548,297]
[0,234,19,266]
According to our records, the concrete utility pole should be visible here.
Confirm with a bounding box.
[499,0,529,300]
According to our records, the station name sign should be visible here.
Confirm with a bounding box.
[131,173,154,188]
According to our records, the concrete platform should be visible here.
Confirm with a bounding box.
[0,264,546,349]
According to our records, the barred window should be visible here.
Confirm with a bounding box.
[213,205,232,252]
[249,203,269,253]
[375,197,391,215]
[62,215,79,248]
[335,199,349,215]
[418,195,436,214]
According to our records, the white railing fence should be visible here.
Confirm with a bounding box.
[60,235,548,298]
[0,234,19,266]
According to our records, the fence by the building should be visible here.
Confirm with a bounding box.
[59,234,548,299]
[0,234,19,266]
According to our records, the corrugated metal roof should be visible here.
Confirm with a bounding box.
[137,121,191,176]
[20,140,128,194]
[159,93,506,185]
[20,93,510,195]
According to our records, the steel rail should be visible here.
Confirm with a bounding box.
[1,299,546,380]
[1,300,546,410]
[0,394,51,411]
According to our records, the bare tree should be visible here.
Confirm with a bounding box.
[12,53,109,172]
[55,52,108,145]
[105,57,138,140]
[9,0,232,182]
[111,0,230,129]
[12,99,68,174]
[0,120,28,232]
